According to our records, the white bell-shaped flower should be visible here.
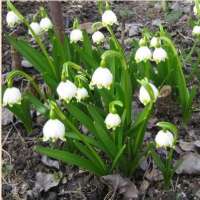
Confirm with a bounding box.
[150,37,161,48]
[40,17,53,32]
[70,29,83,43]
[90,67,113,89]
[21,59,32,68]
[6,11,21,28]
[43,119,66,142]
[29,22,42,36]
[135,46,152,63]
[152,47,167,64]
[155,130,174,148]
[76,87,89,102]
[92,31,105,44]
[192,25,200,36]
[102,10,118,26]
[56,80,77,103]
[3,87,22,106]
[139,82,158,105]
[104,113,121,130]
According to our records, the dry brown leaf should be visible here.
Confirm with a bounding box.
[101,174,138,200]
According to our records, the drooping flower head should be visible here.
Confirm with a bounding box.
[90,67,113,89]
[3,87,22,106]
[70,29,83,43]
[76,87,89,102]
[155,130,174,148]
[104,113,121,130]
[56,80,77,103]
[139,81,159,106]
[102,10,118,26]
[92,31,105,44]
[6,11,21,28]
[40,17,53,32]
[29,22,42,36]
[135,46,152,63]
[152,47,167,64]
[43,119,66,142]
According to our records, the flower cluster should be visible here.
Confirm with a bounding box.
[135,37,167,64]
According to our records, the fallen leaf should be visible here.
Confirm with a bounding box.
[139,180,150,193]
[41,155,60,169]
[2,108,13,126]
[145,168,163,181]
[34,172,62,192]
[179,140,195,152]
[176,153,200,175]
[159,85,172,98]
[101,174,138,199]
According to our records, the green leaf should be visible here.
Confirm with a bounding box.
[150,149,165,172]
[24,93,49,117]
[111,144,126,171]
[73,141,107,173]
[8,98,32,133]
[87,105,118,158]
[35,146,104,176]
[6,35,58,90]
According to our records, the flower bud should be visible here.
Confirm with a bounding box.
[40,17,53,32]
[70,29,83,43]
[92,31,105,44]
[139,82,158,105]
[56,81,77,103]
[43,119,66,142]
[6,11,21,28]
[192,25,200,36]
[135,46,152,63]
[90,67,113,89]
[102,10,118,26]
[104,113,121,130]
[3,87,22,106]
[155,130,174,148]
[152,47,167,64]
[76,87,89,102]
[150,37,161,48]
[29,22,42,36]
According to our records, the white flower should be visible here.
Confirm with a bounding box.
[3,87,22,106]
[28,22,42,36]
[135,46,152,63]
[40,17,53,32]
[104,113,121,130]
[21,59,32,68]
[192,25,200,36]
[139,82,159,105]
[155,130,174,148]
[150,37,161,48]
[43,119,66,142]
[76,87,89,102]
[102,10,118,26]
[152,47,167,64]
[90,67,113,89]
[92,31,105,44]
[56,80,77,103]
[70,29,83,43]
[6,11,21,28]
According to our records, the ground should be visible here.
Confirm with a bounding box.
[2,1,200,200]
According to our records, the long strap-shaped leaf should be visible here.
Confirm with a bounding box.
[35,146,104,176]
[87,105,118,159]
[6,35,58,90]
[52,102,107,172]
